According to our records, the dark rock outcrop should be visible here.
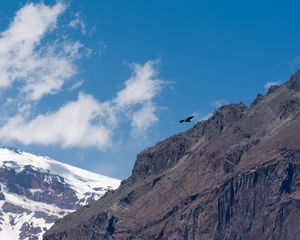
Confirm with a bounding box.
[0,165,78,209]
[2,202,31,215]
[44,71,300,240]
[34,211,59,224]
[20,222,42,240]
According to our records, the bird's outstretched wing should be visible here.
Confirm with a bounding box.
[184,116,194,122]
[179,119,185,123]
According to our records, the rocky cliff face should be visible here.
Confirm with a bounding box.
[0,148,120,240]
[44,71,300,240]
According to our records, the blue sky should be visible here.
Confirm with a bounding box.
[0,1,300,179]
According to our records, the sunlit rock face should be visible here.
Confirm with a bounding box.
[0,147,120,240]
[45,71,300,240]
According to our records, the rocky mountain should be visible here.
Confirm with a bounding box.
[0,147,120,240]
[44,70,300,240]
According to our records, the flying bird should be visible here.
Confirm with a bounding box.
[179,116,194,123]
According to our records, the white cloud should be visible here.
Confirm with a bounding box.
[69,13,86,35]
[115,60,162,108]
[210,99,226,108]
[0,0,163,149]
[0,93,114,149]
[131,103,158,136]
[191,111,212,122]
[0,60,163,148]
[69,79,84,91]
[264,81,280,90]
[0,2,84,100]
[114,60,163,137]
[199,112,213,121]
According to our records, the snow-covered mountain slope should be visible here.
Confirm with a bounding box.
[0,147,120,240]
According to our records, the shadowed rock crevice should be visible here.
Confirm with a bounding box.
[280,163,295,194]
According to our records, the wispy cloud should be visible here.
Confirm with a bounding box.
[69,13,86,35]
[0,2,84,101]
[69,79,84,91]
[199,112,213,121]
[191,111,213,122]
[192,99,227,122]
[210,99,226,109]
[264,81,280,90]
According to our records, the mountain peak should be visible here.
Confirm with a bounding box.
[45,70,300,240]
[209,102,247,126]
[0,148,120,240]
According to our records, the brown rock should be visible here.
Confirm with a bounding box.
[44,71,300,240]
